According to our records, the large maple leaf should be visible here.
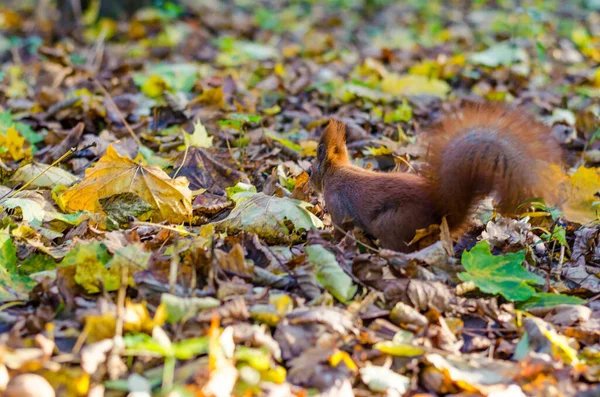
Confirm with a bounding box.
[57,145,192,223]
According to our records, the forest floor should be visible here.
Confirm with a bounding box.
[1,1,600,396]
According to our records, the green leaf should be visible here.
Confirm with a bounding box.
[0,228,36,301]
[124,333,172,357]
[458,241,544,301]
[518,293,585,310]
[170,337,209,359]
[138,145,171,168]
[265,131,302,153]
[133,63,199,95]
[235,346,271,371]
[59,242,115,293]
[216,37,278,65]
[0,111,43,148]
[589,127,600,146]
[306,245,357,303]
[0,228,18,275]
[542,225,567,246]
[124,332,209,360]
[342,83,389,102]
[225,182,257,200]
[469,42,527,67]
[215,191,323,244]
[20,253,57,275]
[160,293,220,324]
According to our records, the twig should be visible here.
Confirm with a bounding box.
[173,136,189,178]
[132,221,197,236]
[92,77,143,146]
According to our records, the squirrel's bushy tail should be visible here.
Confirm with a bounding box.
[427,104,561,229]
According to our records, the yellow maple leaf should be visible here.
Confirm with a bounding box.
[183,119,213,148]
[57,145,192,223]
[0,125,31,161]
[554,165,600,224]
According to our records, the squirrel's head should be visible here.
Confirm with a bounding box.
[309,118,349,193]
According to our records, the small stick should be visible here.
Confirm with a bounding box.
[132,221,197,236]
[172,138,189,178]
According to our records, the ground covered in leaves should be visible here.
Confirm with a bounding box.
[1,1,600,396]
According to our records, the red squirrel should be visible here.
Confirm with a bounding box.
[309,104,561,252]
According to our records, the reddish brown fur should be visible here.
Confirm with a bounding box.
[310,105,560,252]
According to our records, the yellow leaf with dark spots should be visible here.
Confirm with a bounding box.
[57,145,192,223]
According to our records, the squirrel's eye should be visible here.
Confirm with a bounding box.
[317,144,325,159]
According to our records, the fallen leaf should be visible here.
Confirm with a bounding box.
[556,165,600,224]
[0,228,35,301]
[360,365,410,394]
[172,147,249,194]
[182,119,213,148]
[0,125,31,161]
[11,162,78,188]
[518,293,585,310]
[381,74,450,98]
[426,353,521,394]
[160,293,220,324]
[458,241,544,301]
[99,192,153,225]
[306,244,357,304]
[469,42,528,67]
[59,241,116,293]
[57,145,192,223]
[214,189,323,244]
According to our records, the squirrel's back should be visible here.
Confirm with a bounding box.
[427,103,561,229]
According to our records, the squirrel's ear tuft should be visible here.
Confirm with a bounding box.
[328,118,347,140]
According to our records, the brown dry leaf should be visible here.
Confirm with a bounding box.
[172,147,249,194]
[57,145,192,223]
